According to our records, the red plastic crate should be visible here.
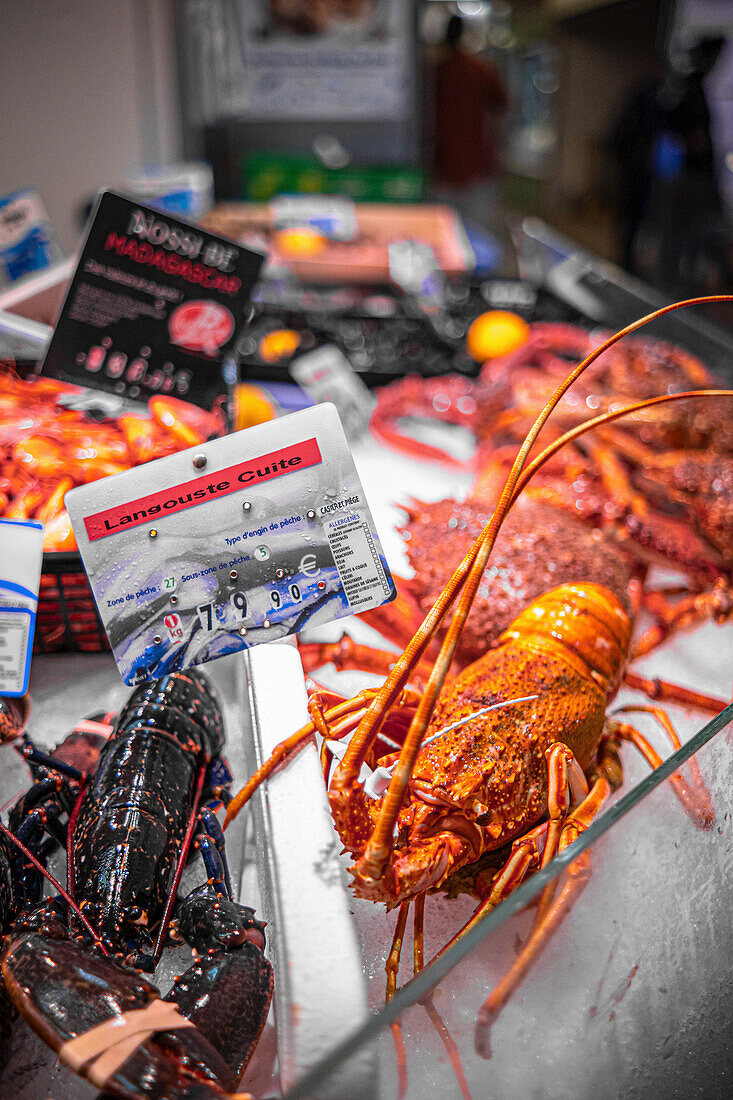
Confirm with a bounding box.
[36,553,109,653]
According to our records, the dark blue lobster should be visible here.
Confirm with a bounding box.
[0,670,273,1099]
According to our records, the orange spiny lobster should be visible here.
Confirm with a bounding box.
[224,297,732,1085]
[0,368,224,551]
[366,315,733,672]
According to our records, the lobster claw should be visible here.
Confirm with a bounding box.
[2,904,270,1098]
[168,886,273,1080]
[0,694,29,743]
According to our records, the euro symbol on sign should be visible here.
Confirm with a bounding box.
[299,553,318,576]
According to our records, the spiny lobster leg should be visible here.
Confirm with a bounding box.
[436,825,548,965]
[412,893,474,1100]
[542,744,588,871]
[224,689,400,828]
[386,895,474,1100]
[300,632,440,687]
[623,668,728,713]
[431,740,588,969]
[631,580,733,658]
[528,737,619,934]
[474,777,611,1059]
[583,436,650,517]
[385,744,596,1066]
[386,901,411,1004]
[386,901,411,1100]
[610,708,715,829]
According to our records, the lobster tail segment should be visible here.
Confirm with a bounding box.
[500,583,631,698]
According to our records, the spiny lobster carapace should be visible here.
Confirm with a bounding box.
[225,297,732,1083]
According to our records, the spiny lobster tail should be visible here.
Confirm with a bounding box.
[500,583,632,699]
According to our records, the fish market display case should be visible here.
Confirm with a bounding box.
[3,218,733,1099]
[6,422,733,1099]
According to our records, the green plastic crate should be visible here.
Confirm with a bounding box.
[240,152,426,203]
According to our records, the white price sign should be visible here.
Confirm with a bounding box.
[0,609,34,696]
[289,345,375,440]
[66,404,395,685]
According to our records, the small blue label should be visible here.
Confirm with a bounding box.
[0,188,61,284]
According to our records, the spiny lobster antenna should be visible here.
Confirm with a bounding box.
[344,294,733,888]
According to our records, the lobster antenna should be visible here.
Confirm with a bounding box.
[349,294,733,886]
[65,776,88,908]
[152,761,207,963]
[0,818,109,955]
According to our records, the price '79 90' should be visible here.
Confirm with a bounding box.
[196,592,248,631]
[194,583,304,632]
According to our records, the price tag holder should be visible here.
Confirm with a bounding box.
[289,344,376,440]
[0,518,43,696]
[388,240,447,315]
[66,403,396,686]
[40,190,264,408]
[480,279,538,314]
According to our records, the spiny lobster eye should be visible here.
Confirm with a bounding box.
[127,905,143,922]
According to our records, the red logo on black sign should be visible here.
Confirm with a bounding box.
[169,301,235,352]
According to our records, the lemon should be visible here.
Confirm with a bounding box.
[466,310,530,362]
[233,384,277,431]
[275,225,327,257]
[258,329,302,363]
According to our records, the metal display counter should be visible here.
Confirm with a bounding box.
[283,432,733,1100]
[2,218,733,1100]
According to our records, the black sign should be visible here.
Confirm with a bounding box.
[41,190,264,408]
